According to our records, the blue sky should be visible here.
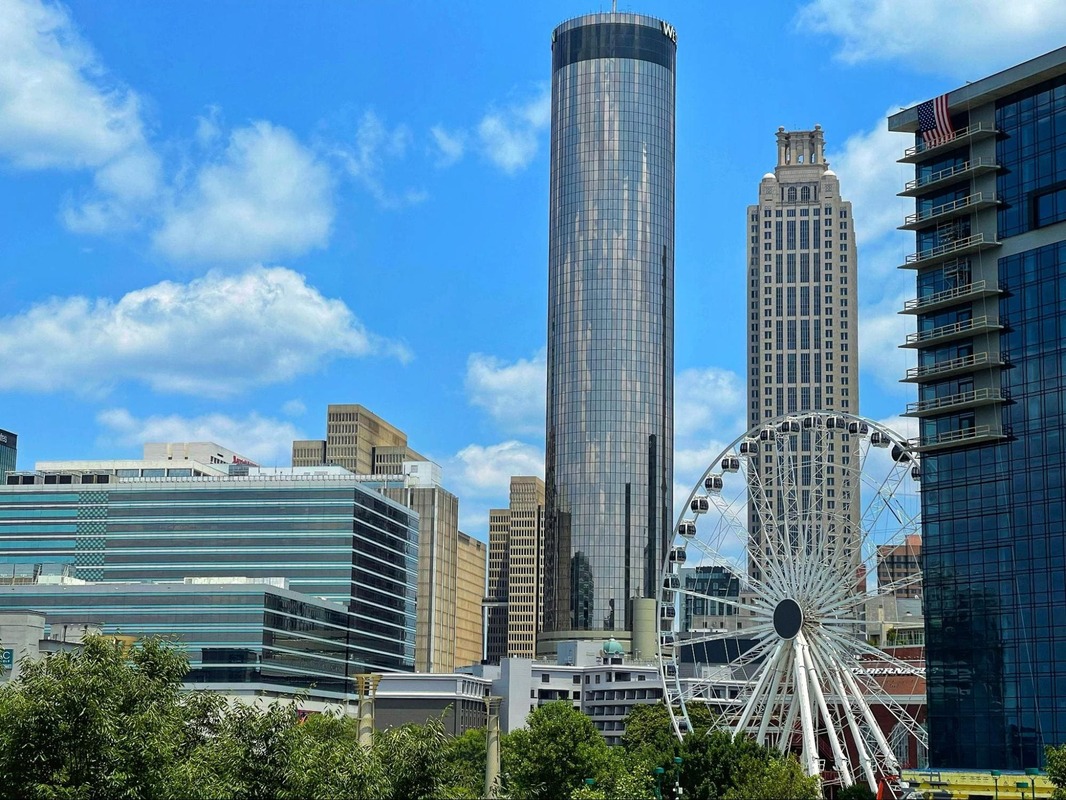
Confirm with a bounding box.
[2,0,1065,538]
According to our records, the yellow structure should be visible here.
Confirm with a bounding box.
[902,769,1053,799]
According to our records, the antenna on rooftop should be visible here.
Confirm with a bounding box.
[612,0,617,11]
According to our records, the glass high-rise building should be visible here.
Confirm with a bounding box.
[543,13,676,649]
[889,45,1066,769]
[0,471,419,673]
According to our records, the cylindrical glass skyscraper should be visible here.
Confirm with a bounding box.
[542,13,675,648]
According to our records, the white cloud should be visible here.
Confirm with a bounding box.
[826,111,914,248]
[430,125,466,167]
[876,414,919,443]
[98,408,300,466]
[796,0,1066,78]
[465,350,546,436]
[0,0,161,229]
[859,290,915,395]
[477,84,550,174]
[0,0,147,169]
[0,266,410,396]
[448,439,544,534]
[451,440,544,494]
[154,121,333,264]
[281,399,307,417]
[670,367,747,520]
[675,367,745,443]
[334,110,427,209]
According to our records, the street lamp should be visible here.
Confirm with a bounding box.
[673,756,684,799]
[1015,781,1029,800]
[989,769,1000,800]
[653,766,666,800]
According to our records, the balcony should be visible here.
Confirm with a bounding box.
[901,232,1001,269]
[910,424,1006,453]
[902,351,1006,382]
[902,316,1002,348]
[904,387,1005,417]
[898,157,1000,197]
[898,122,999,163]
[899,192,1000,231]
[900,280,1001,315]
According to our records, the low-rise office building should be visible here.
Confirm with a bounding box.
[0,469,419,673]
[0,578,361,704]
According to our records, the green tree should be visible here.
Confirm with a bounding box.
[504,701,612,800]
[0,635,193,800]
[721,753,820,800]
[836,781,877,800]
[1047,743,1066,800]
[441,725,488,797]
[285,713,388,800]
[678,729,777,800]
[376,716,450,800]
[623,702,682,761]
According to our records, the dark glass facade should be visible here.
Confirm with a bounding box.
[905,63,1066,769]
[0,477,418,673]
[544,13,675,640]
[0,583,356,699]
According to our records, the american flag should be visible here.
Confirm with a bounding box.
[917,93,955,148]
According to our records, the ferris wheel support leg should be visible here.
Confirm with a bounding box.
[793,632,822,779]
[777,678,801,755]
[819,644,878,793]
[733,640,785,738]
[838,654,900,775]
[756,646,792,745]
[805,640,854,786]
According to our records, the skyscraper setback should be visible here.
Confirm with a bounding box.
[543,13,676,651]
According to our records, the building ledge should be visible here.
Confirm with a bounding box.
[904,387,1006,417]
[897,123,999,163]
[900,280,1001,315]
[901,233,1001,269]
[910,425,1006,452]
[898,157,999,197]
[901,315,1002,348]
[902,351,1007,382]
[899,192,1000,230]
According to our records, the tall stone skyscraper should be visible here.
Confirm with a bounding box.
[746,127,859,582]
[543,13,676,652]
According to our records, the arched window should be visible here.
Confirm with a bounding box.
[800,186,811,202]
[787,187,797,202]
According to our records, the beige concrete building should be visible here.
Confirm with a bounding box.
[381,480,459,673]
[455,531,487,669]
[291,404,425,473]
[486,477,545,661]
[746,126,860,583]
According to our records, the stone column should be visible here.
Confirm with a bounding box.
[355,673,381,748]
[485,696,503,799]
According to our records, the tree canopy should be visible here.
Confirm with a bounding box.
[0,638,825,800]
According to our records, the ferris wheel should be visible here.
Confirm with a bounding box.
[657,411,926,792]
